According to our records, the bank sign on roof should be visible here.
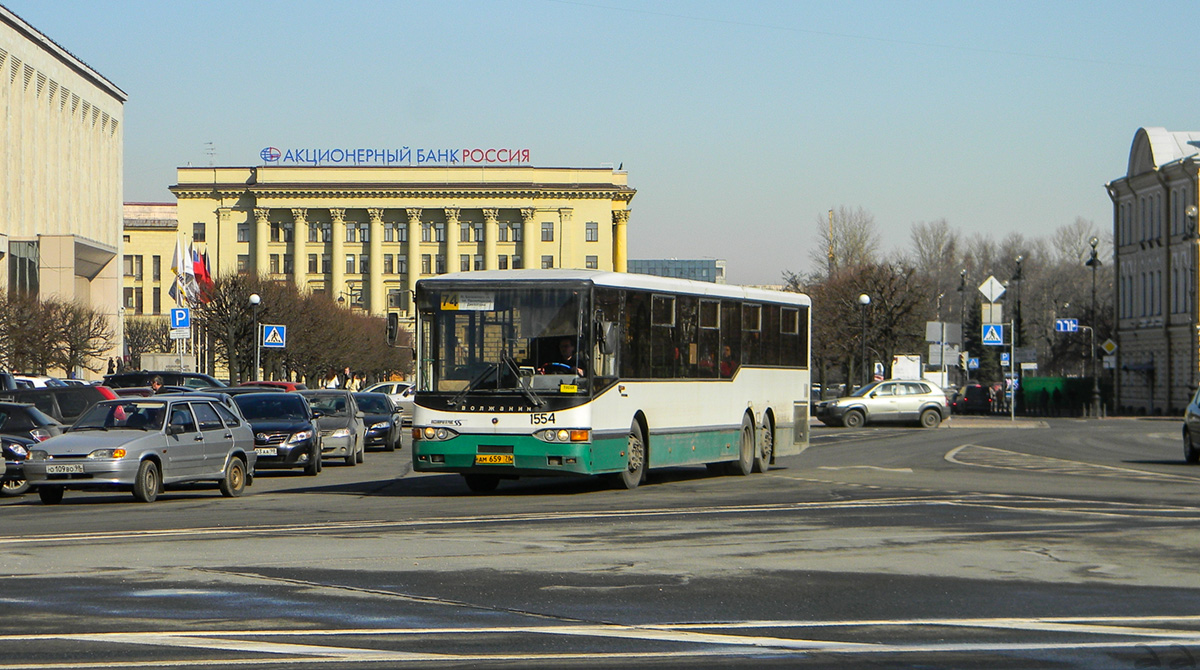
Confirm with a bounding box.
[259,147,532,166]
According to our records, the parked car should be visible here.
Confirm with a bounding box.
[297,390,365,466]
[13,375,67,388]
[231,392,323,476]
[362,381,414,432]
[0,372,17,392]
[1183,387,1200,463]
[957,383,994,414]
[814,380,950,429]
[0,401,64,442]
[102,371,226,390]
[2,434,34,496]
[0,385,118,425]
[354,392,403,452]
[24,396,256,504]
[238,380,308,392]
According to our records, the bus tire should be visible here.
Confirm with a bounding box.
[728,414,754,476]
[754,416,774,473]
[464,474,500,493]
[616,421,646,489]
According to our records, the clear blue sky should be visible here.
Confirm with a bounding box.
[7,1,1200,284]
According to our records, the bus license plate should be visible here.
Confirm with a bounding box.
[45,464,84,475]
[475,454,514,465]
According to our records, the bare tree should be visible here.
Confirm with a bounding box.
[807,206,880,280]
[52,301,115,375]
[124,316,171,369]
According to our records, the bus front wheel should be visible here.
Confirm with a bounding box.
[616,421,646,490]
[464,474,500,493]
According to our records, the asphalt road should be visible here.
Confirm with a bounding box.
[1,416,1199,669]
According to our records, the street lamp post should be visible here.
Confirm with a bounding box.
[858,293,871,388]
[1085,236,1102,417]
[1011,256,1024,413]
[958,269,967,383]
[249,293,261,382]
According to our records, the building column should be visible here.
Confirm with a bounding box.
[558,208,573,268]
[521,208,537,270]
[253,208,270,276]
[216,208,232,276]
[291,208,307,289]
[368,208,385,315]
[444,207,460,274]
[330,208,346,301]
[612,209,630,273]
[483,208,499,271]
[406,208,423,308]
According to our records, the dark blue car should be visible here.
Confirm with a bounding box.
[232,392,323,476]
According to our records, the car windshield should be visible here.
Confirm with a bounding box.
[73,400,166,431]
[234,394,309,421]
[354,394,391,413]
[849,382,883,398]
[302,393,349,416]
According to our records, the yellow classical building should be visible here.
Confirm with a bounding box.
[161,165,635,318]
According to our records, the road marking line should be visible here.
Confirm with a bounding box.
[817,465,914,473]
[946,444,1200,484]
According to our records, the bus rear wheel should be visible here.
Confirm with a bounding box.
[754,418,773,473]
[464,474,500,493]
[616,421,646,489]
[728,415,754,476]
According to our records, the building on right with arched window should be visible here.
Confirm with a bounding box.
[1106,127,1200,415]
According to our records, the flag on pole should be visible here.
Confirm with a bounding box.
[192,246,214,302]
[168,237,185,304]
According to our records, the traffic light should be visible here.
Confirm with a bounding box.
[386,312,399,346]
[959,351,969,369]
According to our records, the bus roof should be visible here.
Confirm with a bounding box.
[416,269,811,307]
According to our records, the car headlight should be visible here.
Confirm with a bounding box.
[88,448,127,459]
[287,430,314,444]
[828,400,839,407]
[370,421,391,431]
[6,444,28,458]
[330,428,351,438]
[28,450,49,461]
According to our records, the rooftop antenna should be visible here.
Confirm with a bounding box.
[204,141,216,166]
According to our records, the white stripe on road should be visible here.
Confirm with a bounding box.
[946,443,1200,484]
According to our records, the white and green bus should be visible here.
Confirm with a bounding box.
[411,270,812,492]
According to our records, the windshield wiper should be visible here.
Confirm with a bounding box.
[502,350,544,408]
[449,363,500,408]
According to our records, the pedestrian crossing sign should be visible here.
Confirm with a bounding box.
[262,324,287,348]
[982,324,1004,346]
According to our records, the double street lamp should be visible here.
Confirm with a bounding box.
[249,293,261,381]
[1085,236,1102,417]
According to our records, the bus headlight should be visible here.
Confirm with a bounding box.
[419,427,458,442]
[538,429,589,443]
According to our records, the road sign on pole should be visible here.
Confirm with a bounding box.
[1001,352,1010,367]
[1054,318,1079,333]
[982,324,1005,346]
[978,276,1006,303]
[262,324,287,348]
[170,308,190,329]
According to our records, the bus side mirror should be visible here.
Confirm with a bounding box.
[596,320,617,355]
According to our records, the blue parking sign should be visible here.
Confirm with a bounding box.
[170,308,190,329]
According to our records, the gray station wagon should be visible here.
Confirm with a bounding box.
[23,396,256,504]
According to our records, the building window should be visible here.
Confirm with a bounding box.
[270,222,281,242]
[422,223,431,242]
[398,256,407,275]
[541,222,554,242]
[435,223,445,242]
[512,224,523,242]
[498,255,508,270]
[541,255,553,269]
[152,255,161,281]
[10,241,39,294]
[384,223,395,242]
[238,222,250,243]
[360,255,369,274]
[321,254,331,273]
[460,254,470,272]
[498,225,509,242]
[383,254,394,274]
[123,287,134,309]
[321,223,332,242]
[346,254,355,274]
[123,255,133,278]
[421,254,431,274]
[474,223,484,242]
[474,254,484,270]
[460,223,470,243]
[388,289,406,309]
[586,255,598,269]
[283,223,293,242]
[360,223,370,243]
[283,254,294,275]
[237,255,249,274]
[435,254,446,274]
[152,287,161,315]
[586,222,598,242]
[398,225,407,242]
[346,225,357,243]
[309,254,318,274]
[270,254,280,274]
[193,222,206,243]
[513,255,523,270]
[309,223,320,243]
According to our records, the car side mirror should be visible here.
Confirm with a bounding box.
[595,320,617,355]
[167,423,184,435]
[311,410,323,419]
[356,411,365,419]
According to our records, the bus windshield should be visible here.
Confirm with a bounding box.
[419,286,589,398]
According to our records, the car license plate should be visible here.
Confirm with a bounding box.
[475,454,513,465]
[45,463,84,475]
[254,447,278,456]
